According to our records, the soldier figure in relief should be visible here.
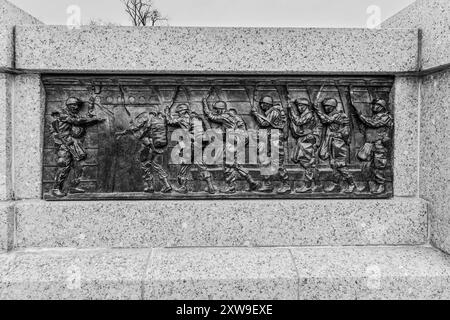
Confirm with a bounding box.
[165,104,217,194]
[349,89,393,194]
[287,97,323,193]
[251,96,291,194]
[50,97,105,198]
[313,98,357,193]
[115,110,173,194]
[202,97,260,194]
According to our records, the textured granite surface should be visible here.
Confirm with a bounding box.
[420,69,450,253]
[0,249,148,300]
[393,76,420,196]
[0,202,13,252]
[15,198,428,249]
[144,248,298,300]
[292,246,450,300]
[0,0,41,25]
[0,74,13,200]
[13,74,44,199]
[1,246,450,300]
[0,26,13,70]
[383,0,450,71]
[15,26,419,73]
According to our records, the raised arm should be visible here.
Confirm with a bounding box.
[288,104,313,126]
[359,113,392,128]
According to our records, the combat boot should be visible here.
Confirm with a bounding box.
[205,177,217,194]
[277,182,292,195]
[296,181,312,194]
[246,176,260,192]
[342,178,357,194]
[258,178,274,193]
[69,187,86,194]
[324,182,340,193]
[144,180,155,193]
[372,183,386,195]
[52,189,67,198]
[160,178,173,194]
[221,183,237,194]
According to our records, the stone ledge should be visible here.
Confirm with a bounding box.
[15,26,419,73]
[0,25,13,70]
[0,202,13,251]
[1,246,450,300]
[15,198,428,249]
[382,0,449,71]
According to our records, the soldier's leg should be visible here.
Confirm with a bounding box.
[139,147,155,193]
[222,164,237,194]
[234,162,259,192]
[276,140,291,194]
[295,139,320,193]
[193,159,216,194]
[175,164,191,194]
[68,159,86,194]
[52,147,73,197]
[338,165,356,194]
[257,140,273,193]
[149,149,172,193]
[372,146,388,194]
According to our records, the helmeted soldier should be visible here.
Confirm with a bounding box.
[50,97,105,197]
[350,94,393,194]
[314,98,357,193]
[165,103,217,194]
[203,97,259,194]
[251,95,291,194]
[115,110,173,194]
[287,97,322,193]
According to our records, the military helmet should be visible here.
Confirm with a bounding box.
[213,101,227,110]
[295,98,311,107]
[373,99,387,110]
[66,97,81,106]
[260,96,274,106]
[175,104,190,113]
[322,98,338,108]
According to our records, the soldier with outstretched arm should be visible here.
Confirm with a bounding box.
[50,97,105,198]
[349,86,393,194]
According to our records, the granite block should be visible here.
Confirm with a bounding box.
[0,249,149,300]
[0,73,13,200]
[144,247,297,300]
[0,0,42,25]
[0,26,13,70]
[13,74,45,199]
[383,0,450,71]
[420,69,450,253]
[15,198,428,249]
[291,246,450,300]
[393,76,420,196]
[15,26,418,73]
[0,202,13,252]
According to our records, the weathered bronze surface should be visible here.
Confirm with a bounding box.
[42,76,394,200]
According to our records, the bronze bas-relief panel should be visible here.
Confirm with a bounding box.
[42,76,394,200]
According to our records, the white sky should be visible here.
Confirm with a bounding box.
[9,0,415,27]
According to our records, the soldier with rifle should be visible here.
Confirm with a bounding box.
[313,86,357,193]
[202,88,259,194]
[349,86,393,194]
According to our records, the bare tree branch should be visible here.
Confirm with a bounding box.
[122,0,168,26]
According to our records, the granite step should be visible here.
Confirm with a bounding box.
[11,198,428,249]
[1,245,449,300]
